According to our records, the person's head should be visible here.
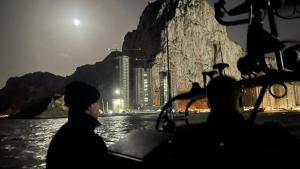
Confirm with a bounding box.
[207,76,242,113]
[64,81,101,119]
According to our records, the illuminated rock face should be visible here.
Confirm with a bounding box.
[151,0,245,110]
[123,0,300,111]
[123,0,244,110]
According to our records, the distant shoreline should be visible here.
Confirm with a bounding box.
[0,112,159,119]
[2,110,300,120]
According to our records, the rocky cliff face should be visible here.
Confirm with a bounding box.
[123,0,244,110]
[0,72,66,116]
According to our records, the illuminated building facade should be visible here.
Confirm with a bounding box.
[134,68,152,110]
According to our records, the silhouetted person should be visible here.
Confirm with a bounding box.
[46,81,107,169]
[172,76,299,169]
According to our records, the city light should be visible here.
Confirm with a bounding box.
[98,109,104,114]
[112,98,124,113]
[113,99,121,105]
[115,89,120,95]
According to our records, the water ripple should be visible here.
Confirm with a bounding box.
[0,115,156,169]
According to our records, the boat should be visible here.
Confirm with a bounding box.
[107,0,300,168]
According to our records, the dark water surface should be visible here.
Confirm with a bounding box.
[0,115,157,169]
[0,112,299,169]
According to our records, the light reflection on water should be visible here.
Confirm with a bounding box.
[1,113,298,169]
[0,115,157,169]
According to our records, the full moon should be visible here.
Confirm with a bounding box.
[73,19,81,26]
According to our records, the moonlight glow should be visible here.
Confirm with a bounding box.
[73,19,81,26]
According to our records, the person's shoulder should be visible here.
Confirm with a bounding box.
[173,122,210,142]
[90,133,107,147]
[93,133,105,142]
[48,123,72,149]
[55,122,74,137]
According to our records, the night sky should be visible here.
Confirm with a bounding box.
[0,0,299,88]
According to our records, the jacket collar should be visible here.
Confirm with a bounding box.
[68,109,100,131]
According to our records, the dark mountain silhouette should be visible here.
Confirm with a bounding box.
[0,52,119,117]
[0,72,65,116]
